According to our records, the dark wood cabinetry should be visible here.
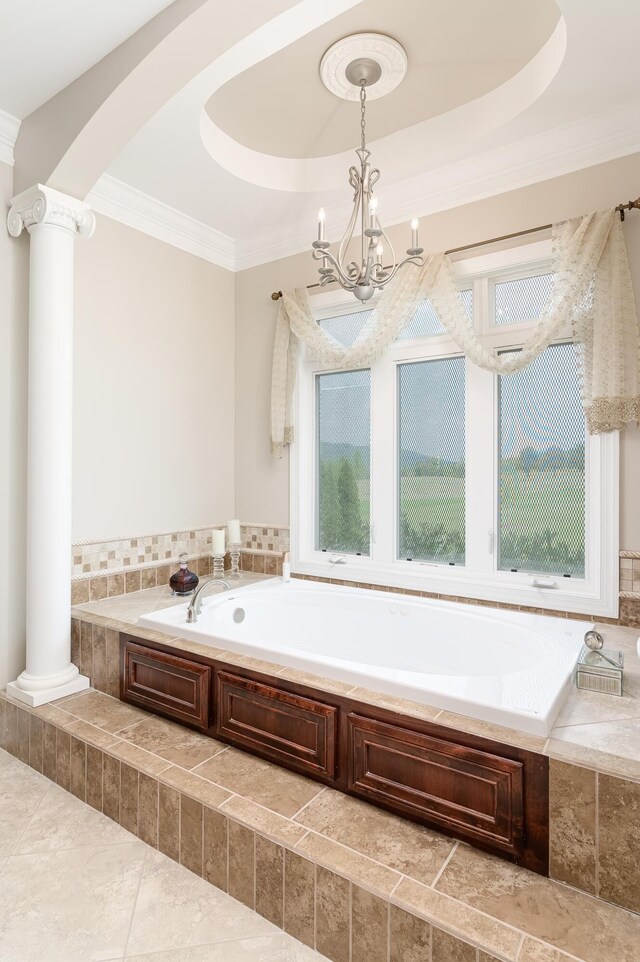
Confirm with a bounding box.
[217,671,337,780]
[121,642,211,730]
[120,633,549,873]
[348,713,524,858]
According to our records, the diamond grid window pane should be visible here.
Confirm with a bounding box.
[398,357,465,564]
[317,369,371,555]
[494,273,555,325]
[319,310,372,347]
[399,290,473,339]
[498,343,585,577]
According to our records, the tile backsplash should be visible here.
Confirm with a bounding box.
[70,527,639,628]
[72,523,290,579]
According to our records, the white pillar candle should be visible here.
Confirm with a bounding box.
[411,217,419,249]
[227,519,241,544]
[211,528,226,554]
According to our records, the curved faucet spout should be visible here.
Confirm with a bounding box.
[186,577,230,623]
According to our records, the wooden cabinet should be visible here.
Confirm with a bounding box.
[217,671,337,780]
[347,713,524,858]
[121,640,211,730]
[120,634,548,872]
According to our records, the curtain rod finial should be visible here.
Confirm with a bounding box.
[271,290,283,301]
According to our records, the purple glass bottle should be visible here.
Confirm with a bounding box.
[169,553,199,595]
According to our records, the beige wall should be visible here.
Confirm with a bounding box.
[0,161,29,687]
[73,213,235,541]
[0,185,235,687]
[234,152,640,547]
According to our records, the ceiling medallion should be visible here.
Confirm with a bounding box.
[313,33,422,302]
[320,33,407,101]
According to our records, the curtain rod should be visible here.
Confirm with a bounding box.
[270,196,640,301]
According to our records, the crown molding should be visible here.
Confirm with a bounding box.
[4,101,640,273]
[234,99,640,271]
[87,174,236,271]
[0,109,20,167]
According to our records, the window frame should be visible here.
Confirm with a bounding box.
[290,240,619,617]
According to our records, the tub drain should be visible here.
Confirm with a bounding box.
[233,607,245,624]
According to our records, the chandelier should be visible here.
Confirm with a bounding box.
[313,35,424,301]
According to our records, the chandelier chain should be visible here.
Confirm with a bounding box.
[360,80,367,152]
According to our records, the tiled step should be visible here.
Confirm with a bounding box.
[1,687,639,962]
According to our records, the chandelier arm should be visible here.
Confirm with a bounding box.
[376,254,425,288]
[338,181,361,269]
[378,222,396,273]
[312,246,358,289]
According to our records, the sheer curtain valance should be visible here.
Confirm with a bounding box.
[270,209,640,456]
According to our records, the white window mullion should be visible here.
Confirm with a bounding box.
[464,358,495,575]
[370,356,394,563]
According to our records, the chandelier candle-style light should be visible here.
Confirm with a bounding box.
[313,34,424,301]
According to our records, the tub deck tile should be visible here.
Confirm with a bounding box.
[294,787,456,886]
[193,746,324,819]
[434,844,640,962]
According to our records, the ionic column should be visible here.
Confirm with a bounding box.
[6,184,95,706]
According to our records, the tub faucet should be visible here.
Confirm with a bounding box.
[186,578,230,623]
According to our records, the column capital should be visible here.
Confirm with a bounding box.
[7,183,95,239]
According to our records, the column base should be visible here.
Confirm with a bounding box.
[6,673,90,708]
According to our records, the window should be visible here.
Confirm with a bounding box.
[498,344,585,578]
[292,242,618,617]
[398,357,465,564]
[317,369,371,556]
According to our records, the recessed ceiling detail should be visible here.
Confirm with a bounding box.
[320,33,407,102]
[198,1,567,195]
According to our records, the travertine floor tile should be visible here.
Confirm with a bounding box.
[194,746,323,817]
[14,781,131,853]
[0,750,329,961]
[0,841,147,961]
[57,689,150,733]
[294,787,455,885]
[0,752,50,853]
[126,847,277,955]
[124,934,327,960]
[435,844,640,962]
[120,714,227,769]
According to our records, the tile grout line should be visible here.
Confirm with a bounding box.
[290,785,328,821]
[594,771,600,898]
[121,841,149,959]
[514,932,526,960]
[388,874,405,898]
[429,840,459,890]
[8,779,57,857]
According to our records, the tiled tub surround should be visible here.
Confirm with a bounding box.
[70,523,288,604]
[3,685,640,962]
[65,585,640,904]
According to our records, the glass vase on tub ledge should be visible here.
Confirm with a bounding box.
[169,553,199,595]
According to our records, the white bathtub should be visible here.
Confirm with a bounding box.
[138,578,590,735]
